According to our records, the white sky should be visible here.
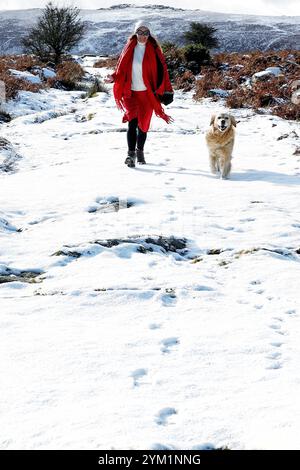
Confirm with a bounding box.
[0,0,299,16]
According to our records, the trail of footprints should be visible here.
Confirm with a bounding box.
[266,309,297,370]
[249,279,297,372]
[130,287,179,427]
[130,278,298,430]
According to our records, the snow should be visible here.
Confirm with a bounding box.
[1,56,300,450]
[8,69,42,85]
[1,6,300,55]
[264,66,282,77]
[42,67,56,79]
[252,67,283,80]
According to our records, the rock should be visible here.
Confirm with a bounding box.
[8,69,42,84]
[53,236,188,258]
[42,67,56,79]
[0,266,44,284]
[252,66,283,82]
[0,137,21,173]
[293,147,300,156]
[208,88,231,98]
[0,111,11,123]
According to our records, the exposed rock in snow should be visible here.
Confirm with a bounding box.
[252,66,283,81]
[0,137,21,173]
[208,88,231,97]
[0,264,43,284]
[42,67,56,79]
[8,69,42,84]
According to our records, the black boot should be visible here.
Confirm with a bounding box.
[124,150,136,168]
[136,148,146,164]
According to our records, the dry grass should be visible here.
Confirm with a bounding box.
[94,57,119,69]
[173,70,195,91]
[0,54,43,99]
[192,50,300,120]
[56,61,85,88]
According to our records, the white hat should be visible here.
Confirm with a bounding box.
[134,20,152,34]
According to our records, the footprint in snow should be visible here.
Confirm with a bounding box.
[240,217,256,223]
[155,407,177,426]
[161,288,177,306]
[177,186,186,192]
[269,321,286,335]
[270,341,283,348]
[149,323,161,330]
[131,368,148,387]
[250,280,262,286]
[165,177,175,186]
[266,361,282,370]
[164,194,175,200]
[150,443,175,450]
[255,289,265,295]
[285,309,297,316]
[160,337,179,354]
[272,316,283,322]
[266,351,281,360]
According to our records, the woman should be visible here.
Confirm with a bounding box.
[105,20,174,167]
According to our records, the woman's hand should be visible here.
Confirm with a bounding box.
[104,74,114,84]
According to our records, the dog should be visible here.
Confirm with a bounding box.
[205,113,237,179]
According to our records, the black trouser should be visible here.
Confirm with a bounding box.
[127,118,147,152]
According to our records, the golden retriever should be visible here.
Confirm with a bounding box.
[205,113,237,179]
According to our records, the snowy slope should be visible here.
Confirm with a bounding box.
[0,4,299,55]
[0,58,300,450]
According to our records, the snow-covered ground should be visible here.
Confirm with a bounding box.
[0,58,300,450]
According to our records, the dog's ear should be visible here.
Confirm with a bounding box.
[210,115,216,126]
[230,115,237,127]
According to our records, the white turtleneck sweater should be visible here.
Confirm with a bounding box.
[131,42,147,91]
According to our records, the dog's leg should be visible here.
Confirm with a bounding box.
[221,159,232,179]
[209,153,219,174]
[218,150,231,179]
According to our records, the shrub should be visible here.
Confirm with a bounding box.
[182,44,210,73]
[183,22,219,49]
[174,70,195,91]
[0,54,44,99]
[191,49,299,120]
[272,103,299,120]
[94,57,119,69]
[56,61,85,88]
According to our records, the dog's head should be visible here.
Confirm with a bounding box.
[210,113,237,132]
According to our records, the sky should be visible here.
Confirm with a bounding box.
[0,0,299,16]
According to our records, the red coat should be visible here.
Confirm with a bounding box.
[112,37,173,126]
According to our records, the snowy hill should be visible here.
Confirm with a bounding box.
[1,57,300,449]
[0,4,299,55]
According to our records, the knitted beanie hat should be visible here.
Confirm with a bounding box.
[134,20,151,34]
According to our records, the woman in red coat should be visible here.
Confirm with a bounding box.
[105,21,174,167]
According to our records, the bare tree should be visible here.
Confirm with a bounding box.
[22,2,86,65]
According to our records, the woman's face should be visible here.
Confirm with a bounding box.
[136,27,150,45]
